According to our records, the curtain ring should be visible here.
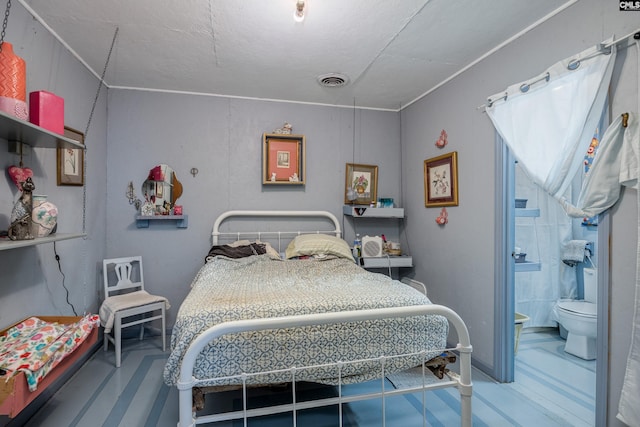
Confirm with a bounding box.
[520,73,549,93]
[487,92,508,108]
[567,59,580,70]
[622,113,629,128]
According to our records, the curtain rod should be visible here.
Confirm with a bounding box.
[569,28,640,70]
[477,28,640,112]
[604,28,640,50]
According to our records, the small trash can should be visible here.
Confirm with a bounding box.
[515,312,530,354]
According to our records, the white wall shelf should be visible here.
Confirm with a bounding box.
[362,255,413,269]
[0,233,86,251]
[135,215,188,228]
[343,205,412,273]
[343,206,405,218]
[0,110,84,150]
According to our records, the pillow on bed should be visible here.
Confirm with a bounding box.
[285,234,353,260]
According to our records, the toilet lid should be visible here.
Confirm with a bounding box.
[557,301,597,317]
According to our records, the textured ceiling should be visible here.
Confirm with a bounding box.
[20,0,573,110]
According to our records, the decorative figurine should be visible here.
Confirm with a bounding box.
[8,177,35,240]
[140,192,155,216]
[271,172,277,182]
[163,200,172,215]
[289,172,299,182]
[435,129,448,148]
[436,207,448,225]
[273,122,293,134]
[141,201,155,216]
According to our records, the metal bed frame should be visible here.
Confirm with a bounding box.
[175,210,472,426]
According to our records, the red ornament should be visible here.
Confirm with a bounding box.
[435,129,448,148]
[436,207,448,225]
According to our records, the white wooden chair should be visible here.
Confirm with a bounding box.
[100,256,169,367]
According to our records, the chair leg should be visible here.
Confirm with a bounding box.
[139,322,144,341]
[161,306,166,352]
[103,332,108,351]
[115,316,122,368]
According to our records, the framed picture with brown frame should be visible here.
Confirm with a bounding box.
[344,163,378,205]
[262,133,306,185]
[424,151,458,207]
[57,126,85,186]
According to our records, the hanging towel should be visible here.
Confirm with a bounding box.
[562,240,589,266]
[617,41,640,426]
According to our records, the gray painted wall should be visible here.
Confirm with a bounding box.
[0,5,107,328]
[401,1,638,425]
[105,90,402,326]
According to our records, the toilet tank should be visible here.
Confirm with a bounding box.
[583,267,597,304]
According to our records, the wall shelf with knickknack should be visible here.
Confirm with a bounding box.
[0,233,86,251]
[135,215,189,229]
[1,112,87,251]
[343,205,412,272]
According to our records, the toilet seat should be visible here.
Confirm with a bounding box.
[557,301,596,318]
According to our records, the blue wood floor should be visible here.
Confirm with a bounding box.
[19,327,593,426]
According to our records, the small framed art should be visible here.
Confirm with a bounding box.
[57,126,85,186]
[344,163,378,205]
[424,151,458,207]
[262,133,305,185]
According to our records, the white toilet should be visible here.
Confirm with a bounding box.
[555,267,597,360]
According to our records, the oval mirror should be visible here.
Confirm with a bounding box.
[141,164,183,215]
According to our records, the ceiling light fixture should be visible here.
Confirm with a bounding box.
[294,0,305,22]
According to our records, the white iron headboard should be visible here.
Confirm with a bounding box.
[212,210,342,248]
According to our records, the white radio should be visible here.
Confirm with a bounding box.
[361,235,383,258]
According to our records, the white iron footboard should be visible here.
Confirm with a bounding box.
[176,304,472,427]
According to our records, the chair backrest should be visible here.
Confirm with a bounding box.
[103,256,145,298]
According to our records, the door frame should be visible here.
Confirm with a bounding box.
[495,135,610,425]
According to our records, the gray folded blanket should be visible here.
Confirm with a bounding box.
[205,243,266,263]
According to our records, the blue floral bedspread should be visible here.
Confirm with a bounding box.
[0,314,99,391]
[163,255,448,387]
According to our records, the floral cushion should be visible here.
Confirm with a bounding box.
[0,314,99,391]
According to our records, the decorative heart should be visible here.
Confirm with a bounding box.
[7,165,34,191]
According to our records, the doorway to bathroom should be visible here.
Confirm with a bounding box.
[512,159,597,424]
[496,136,610,426]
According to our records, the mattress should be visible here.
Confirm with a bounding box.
[163,254,448,387]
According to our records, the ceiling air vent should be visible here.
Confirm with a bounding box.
[317,73,349,88]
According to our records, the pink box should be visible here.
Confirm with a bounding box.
[29,91,64,135]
